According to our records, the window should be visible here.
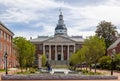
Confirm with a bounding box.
[4,44,6,52]
[5,33,7,40]
[45,46,49,50]
[39,45,42,50]
[10,46,11,54]
[1,30,3,37]
[10,36,11,43]
[0,42,2,51]
[52,46,55,50]
[0,30,3,38]
[7,35,9,41]
[46,52,49,59]
[3,32,7,40]
[0,30,1,37]
[70,46,73,50]
[63,46,66,50]
[58,46,61,50]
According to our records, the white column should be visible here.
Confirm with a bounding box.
[73,44,76,53]
[67,45,69,61]
[38,54,42,69]
[43,44,45,54]
[49,45,51,60]
[61,45,63,60]
[55,45,57,60]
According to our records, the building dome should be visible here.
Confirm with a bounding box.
[55,25,67,30]
[54,10,68,36]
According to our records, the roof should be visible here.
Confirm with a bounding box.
[0,21,14,36]
[30,36,50,43]
[43,35,76,43]
[70,36,84,42]
[30,35,84,43]
[107,38,120,50]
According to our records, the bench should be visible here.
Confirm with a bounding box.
[50,69,69,75]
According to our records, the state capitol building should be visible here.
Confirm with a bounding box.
[30,11,84,67]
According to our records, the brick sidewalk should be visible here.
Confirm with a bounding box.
[0,68,120,81]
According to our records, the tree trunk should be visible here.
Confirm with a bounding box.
[89,64,92,71]
[86,67,87,71]
[81,64,82,70]
[95,63,97,73]
[74,65,76,71]
[21,67,23,72]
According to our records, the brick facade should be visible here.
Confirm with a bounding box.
[0,22,17,69]
[107,38,120,56]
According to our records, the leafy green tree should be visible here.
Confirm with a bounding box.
[114,54,120,65]
[25,42,35,69]
[69,48,85,70]
[13,37,35,72]
[98,56,111,69]
[82,46,92,71]
[96,20,118,48]
[84,36,106,72]
[41,54,47,67]
[114,54,120,70]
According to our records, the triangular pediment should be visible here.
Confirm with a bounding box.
[43,36,75,43]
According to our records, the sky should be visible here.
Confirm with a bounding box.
[0,0,120,39]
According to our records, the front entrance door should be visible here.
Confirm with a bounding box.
[58,54,61,60]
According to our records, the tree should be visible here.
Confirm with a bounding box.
[114,54,120,70]
[13,37,35,72]
[41,54,47,67]
[84,36,106,72]
[82,46,92,71]
[69,48,85,70]
[25,42,35,69]
[95,20,118,48]
[98,56,111,69]
[114,54,120,65]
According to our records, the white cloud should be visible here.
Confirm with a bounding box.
[0,0,66,23]
[1,0,120,39]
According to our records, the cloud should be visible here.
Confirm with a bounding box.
[0,0,120,39]
[0,0,66,23]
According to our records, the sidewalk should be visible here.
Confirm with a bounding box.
[0,68,21,81]
[0,68,120,81]
[91,69,120,80]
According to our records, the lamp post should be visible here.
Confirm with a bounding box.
[111,55,113,75]
[4,52,8,74]
[111,49,115,75]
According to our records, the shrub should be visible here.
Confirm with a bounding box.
[41,54,47,67]
[91,63,100,69]
[29,67,36,73]
[98,56,111,69]
[116,65,120,71]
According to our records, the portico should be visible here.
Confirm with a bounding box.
[43,43,75,62]
[30,10,84,66]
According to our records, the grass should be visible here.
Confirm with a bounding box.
[0,69,5,72]
[52,65,69,68]
[16,67,38,74]
[16,71,32,74]
[82,70,102,75]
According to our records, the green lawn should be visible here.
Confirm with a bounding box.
[0,69,5,72]
[16,71,32,74]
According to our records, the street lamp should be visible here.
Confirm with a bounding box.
[4,52,8,74]
[111,49,116,75]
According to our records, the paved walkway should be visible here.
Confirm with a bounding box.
[0,68,120,81]
[91,69,120,80]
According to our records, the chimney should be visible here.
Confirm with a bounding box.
[30,37,32,40]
